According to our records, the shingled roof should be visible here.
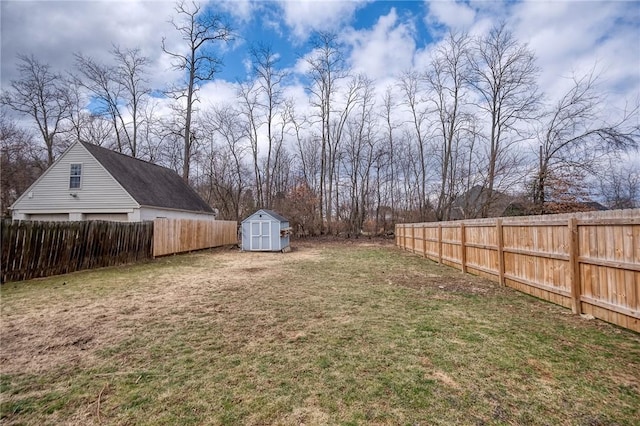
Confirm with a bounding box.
[260,209,289,222]
[81,142,214,214]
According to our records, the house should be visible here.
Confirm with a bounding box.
[503,200,608,216]
[450,185,516,220]
[241,209,291,252]
[10,141,216,222]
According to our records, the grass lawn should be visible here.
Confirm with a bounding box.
[1,240,639,425]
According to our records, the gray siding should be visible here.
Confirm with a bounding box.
[27,213,69,221]
[12,143,138,213]
[271,221,280,250]
[84,213,129,222]
[140,207,216,221]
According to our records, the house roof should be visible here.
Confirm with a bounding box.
[451,185,515,219]
[243,209,289,223]
[81,142,214,214]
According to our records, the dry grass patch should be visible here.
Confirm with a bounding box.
[1,240,639,425]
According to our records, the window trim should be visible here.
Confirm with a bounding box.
[69,163,83,190]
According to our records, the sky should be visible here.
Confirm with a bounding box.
[1,0,639,145]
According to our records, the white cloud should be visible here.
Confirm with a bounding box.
[425,0,476,31]
[277,0,370,42]
[1,0,180,89]
[199,79,242,110]
[213,0,256,23]
[344,8,416,81]
[509,0,640,108]
[420,0,639,116]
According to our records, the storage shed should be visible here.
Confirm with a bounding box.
[241,209,291,252]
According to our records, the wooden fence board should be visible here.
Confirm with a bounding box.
[1,220,154,283]
[396,209,640,333]
[152,219,238,257]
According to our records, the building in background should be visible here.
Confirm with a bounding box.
[10,141,216,222]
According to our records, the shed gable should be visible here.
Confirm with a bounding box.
[243,209,289,224]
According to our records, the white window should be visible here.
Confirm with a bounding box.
[69,163,82,189]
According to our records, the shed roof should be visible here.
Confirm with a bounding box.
[81,141,214,213]
[244,209,289,223]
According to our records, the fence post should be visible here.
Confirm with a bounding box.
[395,224,399,247]
[411,224,416,253]
[460,222,467,274]
[568,217,582,315]
[437,224,442,264]
[404,224,409,251]
[423,224,428,258]
[496,218,505,286]
[403,225,408,250]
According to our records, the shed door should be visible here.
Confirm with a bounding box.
[251,221,271,251]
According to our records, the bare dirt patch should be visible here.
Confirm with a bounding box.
[420,275,502,295]
[381,261,505,297]
[0,244,323,377]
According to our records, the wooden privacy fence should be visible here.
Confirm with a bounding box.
[396,209,640,333]
[1,219,153,283]
[153,218,237,257]
[2,218,239,283]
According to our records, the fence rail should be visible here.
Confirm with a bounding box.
[1,220,153,283]
[153,218,237,257]
[396,209,640,333]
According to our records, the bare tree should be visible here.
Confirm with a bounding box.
[112,46,150,157]
[467,23,541,217]
[597,160,639,209]
[73,53,125,152]
[291,113,320,199]
[426,31,473,221]
[251,44,289,208]
[157,103,189,173]
[342,76,377,235]
[453,117,487,219]
[398,70,431,220]
[65,79,116,148]
[270,105,293,201]
[534,69,639,212]
[269,147,293,213]
[74,47,150,156]
[1,55,71,165]
[377,86,401,227]
[237,44,291,209]
[162,0,233,182]
[237,80,263,206]
[328,75,364,232]
[0,113,45,216]
[199,104,249,220]
[137,101,168,163]
[306,31,349,234]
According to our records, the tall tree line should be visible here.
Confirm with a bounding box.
[2,6,638,230]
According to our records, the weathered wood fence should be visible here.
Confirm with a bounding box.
[153,218,237,257]
[1,218,239,283]
[396,209,640,333]
[1,219,153,283]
